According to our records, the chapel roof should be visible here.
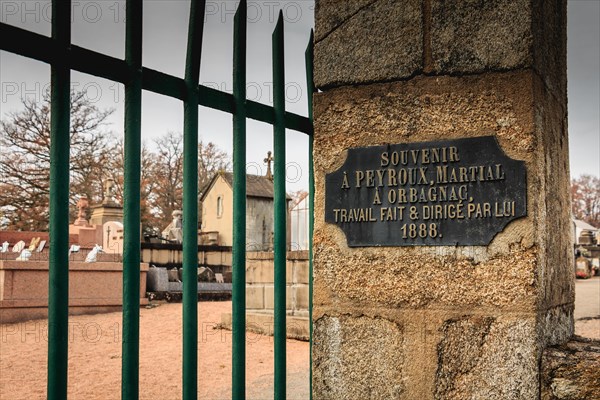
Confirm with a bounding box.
[200,171,291,201]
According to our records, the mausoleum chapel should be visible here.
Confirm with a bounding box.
[0,1,599,399]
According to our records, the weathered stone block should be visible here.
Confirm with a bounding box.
[204,251,223,266]
[313,315,405,399]
[141,249,152,263]
[246,259,273,284]
[314,0,373,42]
[220,251,232,266]
[286,250,309,261]
[435,315,538,399]
[431,0,532,74]
[246,286,264,309]
[293,285,309,310]
[531,0,567,100]
[314,0,422,89]
[293,260,310,284]
[167,268,179,282]
[286,261,293,284]
[146,266,168,292]
[263,285,291,310]
[541,337,600,400]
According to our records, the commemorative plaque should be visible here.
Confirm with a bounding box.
[325,136,527,246]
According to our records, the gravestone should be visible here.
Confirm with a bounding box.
[167,268,180,282]
[11,240,25,253]
[103,221,124,254]
[90,179,124,226]
[15,249,32,261]
[147,266,169,292]
[68,244,80,255]
[36,240,46,253]
[1,241,9,253]
[312,1,572,399]
[198,266,215,282]
[27,237,40,251]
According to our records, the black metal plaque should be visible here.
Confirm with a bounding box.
[325,136,527,246]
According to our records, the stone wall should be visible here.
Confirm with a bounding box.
[0,259,149,324]
[141,243,232,270]
[245,251,309,316]
[221,250,310,340]
[313,1,572,398]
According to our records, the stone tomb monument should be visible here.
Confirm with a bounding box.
[312,1,574,399]
[69,195,103,246]
[161,210,183,244]
[89,178,124,227]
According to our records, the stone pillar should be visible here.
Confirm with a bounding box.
[312,1,572,399]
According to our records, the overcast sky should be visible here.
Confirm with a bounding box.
[0,0,598,193]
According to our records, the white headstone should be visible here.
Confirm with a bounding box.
[16,249,32,261]
[1,241,9,253]
[103,221,124,254]
[28,237,40,251]
[11,240,25,253]
[36,240,46,253]
[69,244,80,255]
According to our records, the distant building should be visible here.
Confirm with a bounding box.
[290,192,309,250]
[200,171,291,250]
[573,218,598,245]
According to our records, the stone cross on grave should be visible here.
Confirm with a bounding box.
[264,151,274,181]
[103,178,116,205]
[74,195,89,226]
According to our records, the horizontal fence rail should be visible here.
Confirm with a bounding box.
[0,0,314,399]
[0,24,312,134]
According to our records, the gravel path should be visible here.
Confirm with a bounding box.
[1,280,598,400]
[0,301,309,400]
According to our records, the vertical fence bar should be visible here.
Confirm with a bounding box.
[232,1,247,398]
[47,1,71,398]
[272,12,286,400]
[183,1,205,399]
[305,29,315,400]
[122,0,143,399]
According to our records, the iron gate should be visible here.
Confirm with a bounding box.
[0,0,314,398]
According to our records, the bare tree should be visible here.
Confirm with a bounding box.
[198,140,230,196]
[571,174,600,227]
[148,132,184,232]
[106,140,159,235]
[0,91,116,231]
[139,132,230,234]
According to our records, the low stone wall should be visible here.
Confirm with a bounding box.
[245,251,309,316]
[541,336,600,399]
[221,250,310,340]
[141,243,232,275]
[0,260,148,324]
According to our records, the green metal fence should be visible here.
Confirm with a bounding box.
[0,0,314,398]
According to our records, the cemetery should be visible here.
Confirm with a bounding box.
[0,177,311,339]
[0,196,149,324]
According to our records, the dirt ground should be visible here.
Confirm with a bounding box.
[0,301,598,400]
[0,301,309,400]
